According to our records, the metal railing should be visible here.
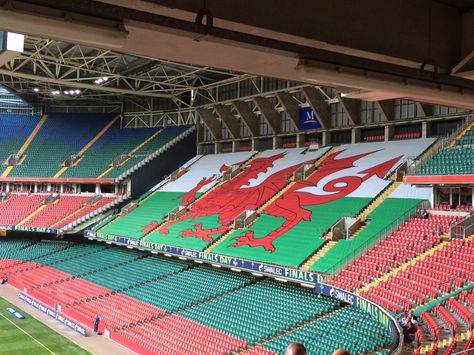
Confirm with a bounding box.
[324,200,429,275]
[407,115,474,175]
[451,214,474,239]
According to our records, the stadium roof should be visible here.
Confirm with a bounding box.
[0,35,253,109]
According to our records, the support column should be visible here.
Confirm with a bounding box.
[296,133,303,147]
[214,142,222,154]
[273,136,282,149]
[232,140,240,152]
[322,131,330,146]
[384,125,394,141]
[351,128,361,143]
[252,138,259,151]
[422,121,432,138]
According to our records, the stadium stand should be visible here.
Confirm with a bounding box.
[60,122,161,178]
[145,147,330,250]
[418,124,474,176]
[0,193,44,226]
[326,213,460,291]
[0,237,393,355]
[212,139,435,267]
[359,238,474,314]
[258,306,392,355]
[99,151,254,238]
[0,193,119,231]
[0,114,41,170]
[102,125,192,178]
[8,113,114,177]
[308,197,422,273]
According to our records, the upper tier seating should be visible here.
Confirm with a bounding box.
[0,114,41,168]
[9,113,114,177]
[103,125,191,178]
[61,122,160,178]
[418,147,474,175]
[418,125,474,176]
[455,125,474,146]
[327,214,460,291]
[360,238,474,313]
[100,151,254,238]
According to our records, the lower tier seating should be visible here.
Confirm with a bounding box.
[0,194,44,225]
[260,306,392,355]
[0,237,393,355]
[0,193,118,230]
[179,280,340,343]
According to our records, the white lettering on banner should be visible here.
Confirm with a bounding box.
[329,287,355,305]
[259,264,284,276]
[18,293,86,336]
[284,269,315,283]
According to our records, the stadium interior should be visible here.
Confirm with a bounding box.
[0,1,472,354]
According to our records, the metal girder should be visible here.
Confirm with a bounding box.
[214,104,240,139]
[253,96,281,135]
[301,87,332,129]
[375,99,395,122]
[196,107,222,140]
[276,92,299,130]
[337,94,361,126]
[233,101,259,137]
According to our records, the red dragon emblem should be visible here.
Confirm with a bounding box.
[156,150,402,252]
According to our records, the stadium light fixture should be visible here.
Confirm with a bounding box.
[75,89,81,94]
[33,87,39,92]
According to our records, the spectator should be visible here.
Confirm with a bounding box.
[332,350,350,355]
[420,209,428,219]
[1,274,7,284]
[284,342,307,355]
[93,314,100,333]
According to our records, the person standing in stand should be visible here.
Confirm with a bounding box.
[93,314,100,333]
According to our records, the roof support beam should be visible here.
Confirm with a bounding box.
[197,108,222,140]
[416,102,434,117]
[276,92,299,130]
[233,101,259,137]
[301,87,331,129]
[0,68,173,98]
[253,96,281,135]
[214,104,241,139]
[375,99,395,122]
[337,94,361,126]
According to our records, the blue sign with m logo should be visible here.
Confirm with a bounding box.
[298,106,321,130]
